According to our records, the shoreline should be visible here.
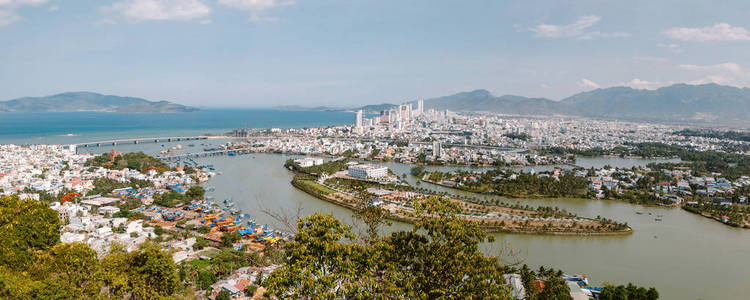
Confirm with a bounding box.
[419,174,678,209]
[290,174,632,237]
[681,206,750,229]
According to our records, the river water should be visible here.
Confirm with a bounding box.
[81,140,750,300]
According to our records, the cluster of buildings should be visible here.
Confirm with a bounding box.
[586,166,750,205]
[52,199,157,255]
[231,107,749,168]
[0,144,223,260]
[0,144,83,194]
[0,144,208,197]
[208,265,278,298]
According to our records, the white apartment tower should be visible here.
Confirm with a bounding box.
[417,99,424,116]
[432,141,442,158]
[399,104,411,122]
[355,109,363,128]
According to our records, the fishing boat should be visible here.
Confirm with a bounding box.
[581,287,603,298]
[563,274,589,286]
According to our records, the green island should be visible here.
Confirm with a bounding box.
[286,159,631,236]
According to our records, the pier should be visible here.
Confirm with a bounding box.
[158,148,253,161]
[74,136,209,150]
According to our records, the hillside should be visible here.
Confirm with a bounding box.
[415,84,750,124]
[0,92,198,113]
[558,83,750,122]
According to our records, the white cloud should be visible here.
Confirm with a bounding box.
[662,23,750,41]
[527,15,629,40]
[530,15,600,38]
[248,14,279,22]
[218,0,282,11]
[656,42,679,49]
[218,0,293,22]
[109,0,211,21]
[578,31,631,40]
[620,78,668,90]
[687,75,738,86]
[634,56,669,64]
[540,83,551,89]
[676,62,749,87]
[577,78,600,89]
[678,63,743,74]
[0,0,48,26]
[47,5,58,11]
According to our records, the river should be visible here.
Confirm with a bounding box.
[83,140,750,300]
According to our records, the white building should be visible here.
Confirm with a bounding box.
[432,141,443,158]
[294,157,325,167]
[348,164,389,179]
[355,109,363,128]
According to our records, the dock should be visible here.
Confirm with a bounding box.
[158,148,253,161]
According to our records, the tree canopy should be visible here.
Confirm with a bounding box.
[0,195,180,299]
[264,196,512,299]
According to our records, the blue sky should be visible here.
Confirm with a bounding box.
[2,0,750,107]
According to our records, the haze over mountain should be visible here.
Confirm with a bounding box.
[397,83,750,124]
[0,92,198,113]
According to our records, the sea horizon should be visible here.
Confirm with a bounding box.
[0,109,356,145]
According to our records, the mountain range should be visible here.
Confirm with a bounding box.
[357,83,750,125]
[0,92,198,113]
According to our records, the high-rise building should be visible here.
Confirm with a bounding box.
[380,110,392,125]
[417,99,424,115]
[355,109,363,128]
[399,104,411,122]
[432,141,442,158]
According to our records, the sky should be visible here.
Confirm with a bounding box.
[2,0,750,107]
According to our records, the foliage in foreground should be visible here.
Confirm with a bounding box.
[0,195,179,299]
[264,196,513,299]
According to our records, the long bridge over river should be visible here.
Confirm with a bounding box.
[73,136,210,150]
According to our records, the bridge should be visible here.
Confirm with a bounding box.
[74,136,210,149]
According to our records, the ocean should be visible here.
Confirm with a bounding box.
[0,109,355,145]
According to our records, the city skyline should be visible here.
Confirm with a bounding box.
[2,0,750,107]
